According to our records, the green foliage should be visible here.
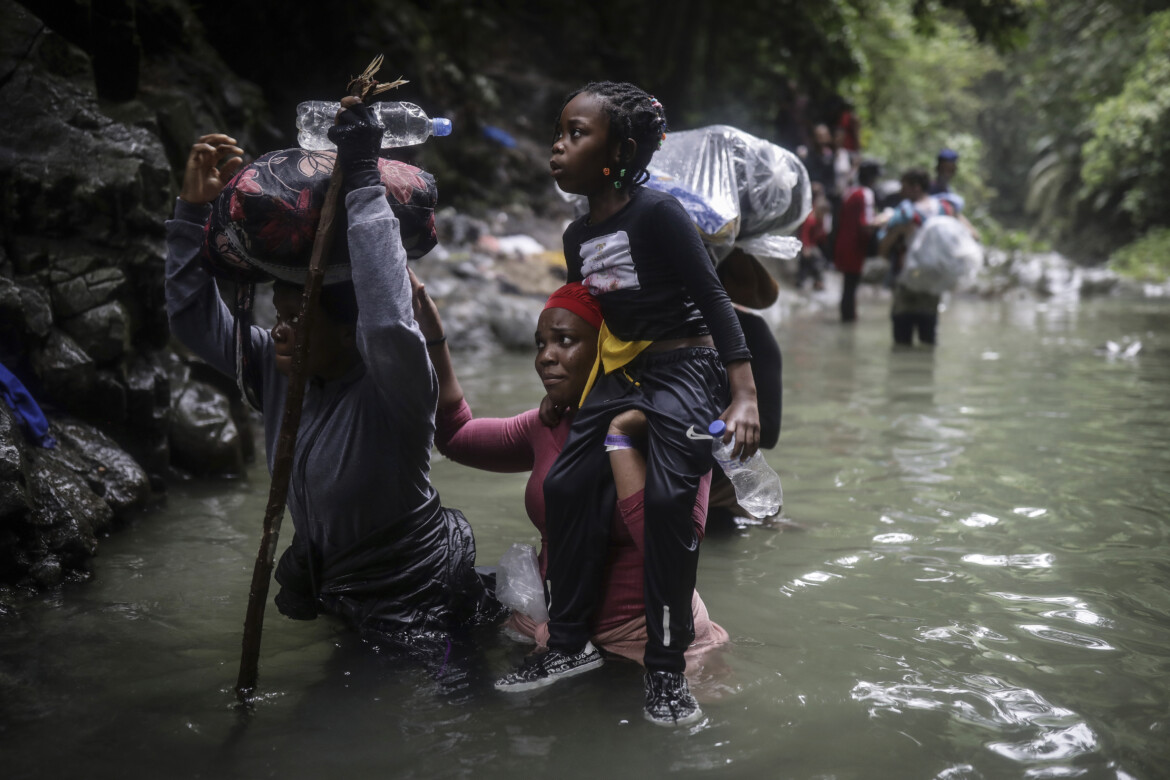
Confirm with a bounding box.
[1109,228,1170,281]
[851,2,1002,214]
[912,0,1031,49]
[980,2,1158,254]
[1080,10,1170,232]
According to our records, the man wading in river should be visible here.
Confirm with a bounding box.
[164,103,499,661]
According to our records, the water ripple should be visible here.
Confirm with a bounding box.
[1018,624,1115,652]
[989,722,1097,761]
[963,553,1055,569]
[853,672,1098,765]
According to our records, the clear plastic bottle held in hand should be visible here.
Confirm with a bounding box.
[296,101,453,151]
[708,419,782,518]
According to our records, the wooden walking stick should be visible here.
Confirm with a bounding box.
[234,56,408,703]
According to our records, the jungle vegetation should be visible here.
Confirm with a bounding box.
[25,0,1170,272]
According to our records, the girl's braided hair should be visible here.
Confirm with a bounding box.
[556,81,668,189]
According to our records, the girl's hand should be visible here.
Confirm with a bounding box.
[720,360,761,459]
[407,267,445,342]
[179,134,243,205]
[720,396,761,460]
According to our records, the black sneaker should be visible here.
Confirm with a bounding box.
[643,670,703,726]
[494,641,603,692]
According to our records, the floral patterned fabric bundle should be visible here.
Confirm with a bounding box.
[200,148,438,284]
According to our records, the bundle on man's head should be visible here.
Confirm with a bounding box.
[199,146,439,411]
[199,147,439,286]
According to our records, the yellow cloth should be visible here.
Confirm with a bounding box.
[579,322,653,407]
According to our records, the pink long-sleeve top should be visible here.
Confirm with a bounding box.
[435,399,710,634]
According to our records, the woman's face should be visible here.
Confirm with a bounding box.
[550,91,618,197]
[271,284,355,380]
[534,307,598,411]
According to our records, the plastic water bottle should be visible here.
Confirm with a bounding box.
[296,101,453,151]
[708,419,782,518]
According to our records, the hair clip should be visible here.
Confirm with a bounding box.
[603,167,610,176]
[614,181,622,189]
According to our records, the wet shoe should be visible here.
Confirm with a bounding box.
[494,641,603,692]
[643,670,703,726]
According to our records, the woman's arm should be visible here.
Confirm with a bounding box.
[435,401,539,473]
[409,267,538,471]
[409,268,464,412]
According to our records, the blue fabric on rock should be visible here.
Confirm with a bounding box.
[0,362,56,448]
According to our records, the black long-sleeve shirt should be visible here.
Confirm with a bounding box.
[563,187,751,364]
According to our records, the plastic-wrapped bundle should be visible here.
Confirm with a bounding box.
[201,148,439,285]
[646,125,811,261]
[559,125,811,262]
[496,543,548,622]
[900,215,983,295]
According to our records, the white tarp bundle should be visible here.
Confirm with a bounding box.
[901,215,984,295]
[559,125,811,262]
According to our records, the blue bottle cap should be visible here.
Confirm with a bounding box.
[432,117,453,137]
[708,420,726,436]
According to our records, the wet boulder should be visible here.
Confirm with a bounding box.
[23,448,113,583]
[0,274,53,341]
[49,268,128,320]
[30,330,95,415]
[1079,267,1120,297]
[0,404,32,522]
[49,419,150,516]
[60,300,130,364]
[0,404,152,588]
[486,294,546,351]
[169,377,245,477]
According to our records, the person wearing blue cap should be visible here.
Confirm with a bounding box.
[929,148,958,195]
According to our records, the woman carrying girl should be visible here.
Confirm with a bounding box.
[494,81,760,726]
[411,277,728,678]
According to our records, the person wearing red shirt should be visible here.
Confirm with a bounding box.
[798,184,830,291]
[833,160,882,322]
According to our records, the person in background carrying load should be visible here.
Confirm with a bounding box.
[164,103,498,662]
[879,167,977,346]
[494,81,760,727]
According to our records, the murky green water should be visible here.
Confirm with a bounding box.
[2,294,1168,779]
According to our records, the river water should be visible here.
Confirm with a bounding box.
[2,293,1168,779]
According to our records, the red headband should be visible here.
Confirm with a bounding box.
[544,282,603,331]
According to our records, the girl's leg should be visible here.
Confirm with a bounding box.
[542,373,635,654]
[637,350,726,674]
